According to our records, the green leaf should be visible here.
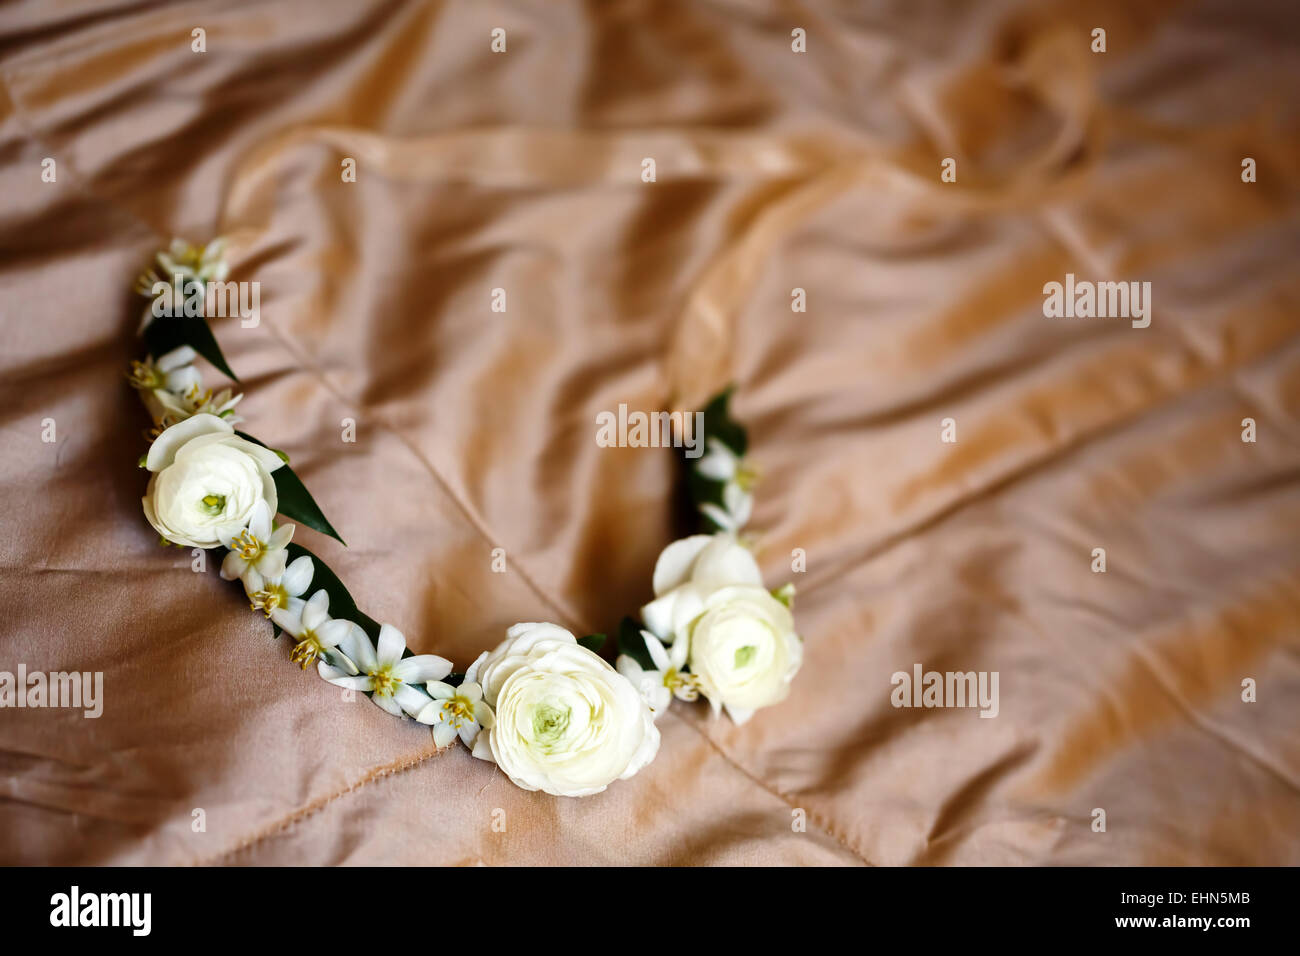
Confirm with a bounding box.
[616,616,654,670]
[283,542,380,641]
[699,386,746,457]
[272,462,346,545]
[237,432,345,545]
[578,633,607,654]
[143,315,238,382]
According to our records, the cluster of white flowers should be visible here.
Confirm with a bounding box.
[620,533,802,725]
[615,427,801,726]
[128,346,244,431]
[128,239,801,798]
[134,238,230,333]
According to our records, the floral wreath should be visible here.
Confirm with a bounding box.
[128,239,802,797]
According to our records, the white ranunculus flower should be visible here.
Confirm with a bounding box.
[641,533,801,724]
[470,623,660,797]
[685,585,802,724]
[141,413,284,549]
[640,533,763,641]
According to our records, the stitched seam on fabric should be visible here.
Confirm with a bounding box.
[7,58,862,866]
[195,744,450,865]
[666,710,875,866]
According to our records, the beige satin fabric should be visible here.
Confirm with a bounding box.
[1,0,1298,865]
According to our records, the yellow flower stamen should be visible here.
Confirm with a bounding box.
[249,584,288,617]
[441,694,475,727]
[664,669,701,700]
[199,494,227,517]
[126,360,163,391]
[290,633,324,669]
[232,528,263,560]
[735,461,761,493]
[183,384,212,411]
[133,268,163,296]
[371,669,398,697]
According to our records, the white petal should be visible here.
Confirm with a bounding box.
[723,483,753,528]
[371,692,404,717]
[725,704,755,725]
[669,633,690,670]
[642,631,671,671]
[651,534,713,596]
[327,675,375,691]
[699,502,738,532]
[255,547,287,582]
[165,366,202,395]
[242,566,266,595]
[267,523,294,550]
[647,683,673,716]
[414,701,441,726]
[425,681,456,700]
[473,700,494,729]
[321,646,358,676]
[145,413,232,471]
[392,654,453,684]
[616,655,644,682]
[315,618,354,649]
[317,660,351,682]
[691,534,763,589]
[458,722,480,748]
[393,683,430,717]
[220,550,247,581]
[270,606,302,636]
[301,589,330,630]
[156,345,198,372]
[464,651,487,684]
[281,556,314,596]
[641,591,678,640]
[458,681,483,703]
[339,628,378,673]
[433,720,458,748]
[229,437,285,474]
[669,587,704,638]
[376,623,407,667]
[502,622,576,650]
[695,438,738,481]
[471,732,495,763]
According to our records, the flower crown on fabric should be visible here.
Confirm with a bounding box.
[128,239,803,797]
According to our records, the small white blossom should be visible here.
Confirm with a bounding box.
[323,624,452,719]
[219,500,293,593]
[127,345,202,396]
[272,589,362,670]
[247,555,314,618]
[135,238,230,333]
[418,675,495,748]
[617,629,698,717]
[150,384,244,429]
[135,238,229,295]
[695,438,756,532]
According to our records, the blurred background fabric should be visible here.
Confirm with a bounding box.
[1,0,1298,864]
